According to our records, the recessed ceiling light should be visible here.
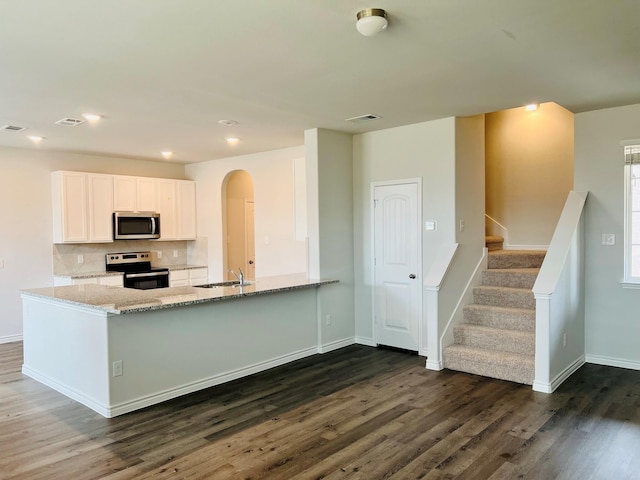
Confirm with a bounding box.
[27,135,45,143]
[525,103,539,112]
[55,117,85,126]
[161,151,173,159]
[226,136,240,144]
[218,120,238,126]
[82,113,102,122]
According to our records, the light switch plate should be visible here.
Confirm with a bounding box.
[602,234,616,246]
[425,221,436,231]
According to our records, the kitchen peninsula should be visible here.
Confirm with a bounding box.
[21,274,337,418]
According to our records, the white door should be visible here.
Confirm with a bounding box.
[245,201,256,279]
[373,182,420,351]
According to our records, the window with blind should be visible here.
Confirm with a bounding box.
[624,145,640,283]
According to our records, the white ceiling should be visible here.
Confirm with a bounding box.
[1,0,639,164]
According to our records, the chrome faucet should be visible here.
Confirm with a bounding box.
[228,268,245,286]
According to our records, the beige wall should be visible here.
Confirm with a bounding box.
[485,102,574,247]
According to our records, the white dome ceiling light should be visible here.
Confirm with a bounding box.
[356,8,388,37]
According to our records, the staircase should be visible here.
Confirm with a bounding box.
[442,236,545,385]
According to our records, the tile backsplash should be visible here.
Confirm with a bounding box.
[53,238,208,275]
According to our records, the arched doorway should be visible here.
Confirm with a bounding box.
[222,170,255,281]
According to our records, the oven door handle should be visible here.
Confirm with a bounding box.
[126,272,168,279]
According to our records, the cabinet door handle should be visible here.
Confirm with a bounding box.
[409,274,416,279]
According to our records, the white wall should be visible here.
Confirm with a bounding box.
[575,103,640,369]
[0,146,186,343]
[353,118,458,344]
[185,146,307,282]
[305,129,355,350]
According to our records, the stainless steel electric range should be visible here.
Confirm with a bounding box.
[106,252,169,290]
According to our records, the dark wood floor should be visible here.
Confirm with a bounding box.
[2,342,640,480]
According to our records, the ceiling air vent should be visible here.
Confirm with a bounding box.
[0,124,28,132]
[345,114,382,123]
[55,117,86,126]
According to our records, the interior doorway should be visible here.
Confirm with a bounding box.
[222,170,255,281]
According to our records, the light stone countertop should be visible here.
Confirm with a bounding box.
[21,274,338,315]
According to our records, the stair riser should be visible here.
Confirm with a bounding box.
[488,254,545,269]
[453,327,535,356]
[443,352,534,385]
[486,242,503,252]
[482,271,537,289]
[473,289,535,310]
[463,306,535,332]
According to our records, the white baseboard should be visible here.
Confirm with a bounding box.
[25,346,320,418]
[585,354,640,371]
[0,334,23,344]
[426,359,443,371]
[533,355,585,393]
[318,337,355,354]
[22,365,110,417]
[355,336,376,347]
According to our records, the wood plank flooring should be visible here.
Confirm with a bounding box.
[2,341,640,479]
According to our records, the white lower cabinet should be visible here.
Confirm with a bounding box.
[169,268,208,287]
[54,275,123,287]
[169,270,189,287]
[189,268,208,286]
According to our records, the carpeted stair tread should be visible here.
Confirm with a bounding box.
[482,268,540,289]
[463,304,535,332]
[485,235,504,251]
[453,324,535,356]
[473,285,536,310]
[488,250,546,269]
[443,345,534,385]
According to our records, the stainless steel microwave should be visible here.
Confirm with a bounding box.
[113,212,161,240]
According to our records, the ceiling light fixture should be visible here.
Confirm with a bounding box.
[525,103,539,112]
[161,151,173,159]
[27,135,45,143]
[356,8,388,36]
[226,136,240,144]
[218,119,238,126]
[82,113,102,122]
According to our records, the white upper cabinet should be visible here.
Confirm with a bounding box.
[113,175,137,211]
[52,171,88,243]
[157,179,178,240]
[177,180,197,240]
[114,175,158,212]
[87,174,114,242]
[52,172,113,243]
[52,171,196,244]
[156,179,196,240]
[136,177,157,212]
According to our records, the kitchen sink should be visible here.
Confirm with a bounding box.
[194,281,253,288]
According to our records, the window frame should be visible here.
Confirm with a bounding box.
[623,144,640,285]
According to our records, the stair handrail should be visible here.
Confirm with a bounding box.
[532,191,588,296]
[532,190,588,393]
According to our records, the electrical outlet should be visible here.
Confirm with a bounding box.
[173,250,178,258]
[0,258,4,269]
[157,251,162,259]
[325,314,332,326]
[602,234,615,246]
[77,254,84,264]
[112,360,123,377]
[563,332,567,347]
[459,219,465,232]
[425,221,436,231]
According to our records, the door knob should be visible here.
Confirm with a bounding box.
[249,260,254,265]
[409,274,416,279]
